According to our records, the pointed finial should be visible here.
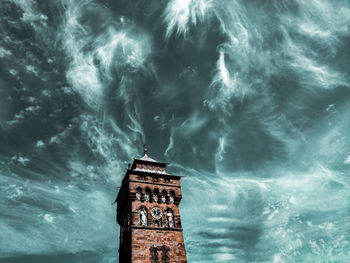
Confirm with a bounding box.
[143,144,148,155]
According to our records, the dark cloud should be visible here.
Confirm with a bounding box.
[1,0,350,262]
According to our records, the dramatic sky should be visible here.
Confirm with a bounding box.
[1,0,350,262]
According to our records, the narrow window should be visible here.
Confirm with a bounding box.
[153,189,159,203]
[150,246,158,263]
[144,188,151,202]
[169,191,175,204]
[136,187,142,201]
[161,190,167,203]
[162,245,169,263]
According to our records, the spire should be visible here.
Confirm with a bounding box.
[140,144,157,162]
[143,144,148,155]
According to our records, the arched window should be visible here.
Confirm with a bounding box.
[153,189,159,203]
[138,206,148,226]
[169,191,175,204]
[165,208,174,227]
[144,188,150,202]
[161,190,167,203]
[136,187,142,201]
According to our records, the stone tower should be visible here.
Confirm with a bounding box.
[115,146,187,263]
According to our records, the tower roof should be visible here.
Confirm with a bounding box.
[139,153,157,162]
[138,144,159,163]
[130,145,168,174]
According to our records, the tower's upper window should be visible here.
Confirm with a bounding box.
[161,190,167,203]
[153,189,159,203]
[144,188,151,202]
[136,187,142,201]
[169,191,175,204]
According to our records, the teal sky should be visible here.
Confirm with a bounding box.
[1,0,350,262]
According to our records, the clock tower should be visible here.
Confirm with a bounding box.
[115,146,187,263]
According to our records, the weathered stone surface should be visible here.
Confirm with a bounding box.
[131,228,186,262]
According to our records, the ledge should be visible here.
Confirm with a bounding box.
[131,225,183,231]
[129,179,182,189]
[128,169,183,178]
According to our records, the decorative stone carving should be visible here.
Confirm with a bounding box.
[140,207,147,226]
[153,193,158,202]
[136,189,141,201]
[166,210,174,227]
[169,192,174,203]
[145,190,150,202]
[161,193,166,203]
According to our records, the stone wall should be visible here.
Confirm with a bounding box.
[129,173,186,262]
[131,227,187,263]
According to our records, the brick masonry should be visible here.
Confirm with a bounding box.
[116,155,187,263]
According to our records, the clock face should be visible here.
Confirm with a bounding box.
[151,207,162,219]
